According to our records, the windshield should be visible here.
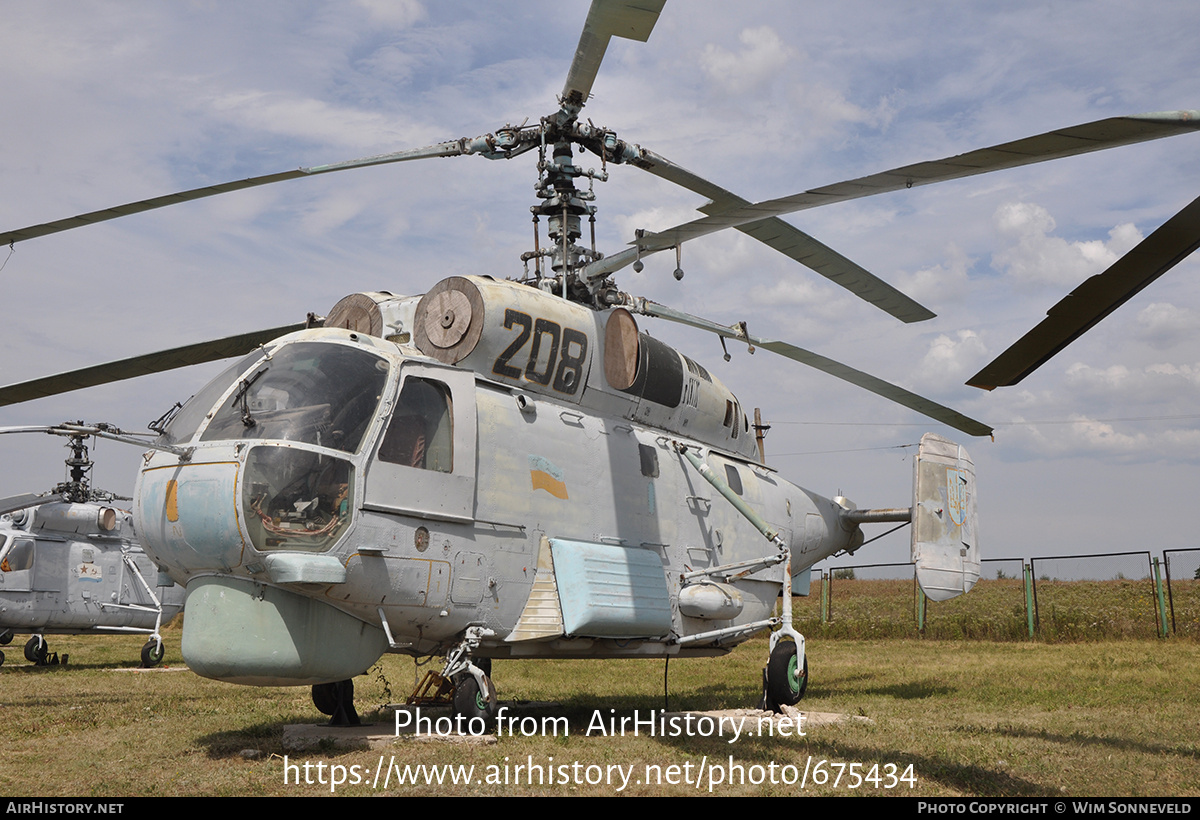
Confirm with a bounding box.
[200,342,390,453]
[159,351,265,445]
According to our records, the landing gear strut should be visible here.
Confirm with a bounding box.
[312,679,361,726]
[442,627,498,724]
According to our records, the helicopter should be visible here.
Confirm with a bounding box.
[0,426,184,668]
[0,1,1197,724]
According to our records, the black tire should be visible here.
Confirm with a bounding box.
[311,682,339,716]
[24,636,47,664]
[140,640,165,668]
[452,673,498,724]
[0,649,5,667]
[0,629,13,645]
[311,679,359,726]
[767,641,808,707]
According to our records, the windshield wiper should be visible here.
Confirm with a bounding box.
[232,367,267,428]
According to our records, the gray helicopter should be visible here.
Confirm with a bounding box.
[0,1,1197,724]
[0,426,184,668]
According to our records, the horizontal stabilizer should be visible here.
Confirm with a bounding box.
[911,433,980,601]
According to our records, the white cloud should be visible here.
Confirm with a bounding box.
[203,91,411,150]
[700,27,793,95]
[1063,361,1132,391]
[747,277,825,307]
[992,202,1143,288]
[913,329,987,386]
[1136,302,1198,351]
[896,243,972,304]
[355,0,426,29]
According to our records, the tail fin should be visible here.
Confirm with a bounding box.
[912,433,980,601]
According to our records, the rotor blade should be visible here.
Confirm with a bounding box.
[630,110,1200,255]
[0,323,307,408]
[561,0,666,109]
[968,194,1200,390]
[0,493,49,516]
[0,140,483,247]
[634,148,935,323]
[634,299,993,437]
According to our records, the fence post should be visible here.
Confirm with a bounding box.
[820,571,829,624]
[917,587,927,632]
[1023,562,1035,638]
[1153,557,1169,638]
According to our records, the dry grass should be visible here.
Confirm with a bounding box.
[2,623,1197,797]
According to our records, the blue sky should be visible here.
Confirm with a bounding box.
[2,1,1199,567]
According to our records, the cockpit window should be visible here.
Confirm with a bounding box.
[242,447,353,552]
[0,538,34,572]
[378,377,453,472]
[200,342,389,453]
[160,351,265,445]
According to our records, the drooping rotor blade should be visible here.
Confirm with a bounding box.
[0,425,60,435]
[968,194,1200,390]
[561,0,666,110]
[607,111,1200,264]
[0,323,308,408]
[0,139,508,247]
[0,492,50,516]
[632,148,935,323]
[632,299,992,437]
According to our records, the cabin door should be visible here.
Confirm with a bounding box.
[362,364,477,522]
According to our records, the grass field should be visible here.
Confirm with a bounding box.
[797,577,1200,641]
[1,613,1197,797]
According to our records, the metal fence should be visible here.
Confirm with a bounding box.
[799,548,1198,640]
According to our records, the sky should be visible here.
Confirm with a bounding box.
[1,0,1199,575]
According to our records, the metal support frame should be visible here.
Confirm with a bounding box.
[671,441,804,661]
[680,553,787,584]
[96,553,166,648]
[439,626,496,700]
[674,619,775,646]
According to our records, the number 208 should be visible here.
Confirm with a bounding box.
[491,309,589,395]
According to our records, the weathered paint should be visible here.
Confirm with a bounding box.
[128,278,965,686]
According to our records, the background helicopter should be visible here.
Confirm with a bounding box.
[0,426,184,668]
[0,2,1198,715]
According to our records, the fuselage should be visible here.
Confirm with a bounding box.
[134,276,862,685]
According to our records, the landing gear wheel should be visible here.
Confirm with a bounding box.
[140,640,165,668]
[0,629,13,645]
[0,649,5,667]
[766,641,808,709]
[24,636,47,665]
[312,680,361,726]
[452,672,498,725]
[312,682,338,716]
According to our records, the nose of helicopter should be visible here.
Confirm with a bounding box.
[135,454,245,576]
[134,444,388,685]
